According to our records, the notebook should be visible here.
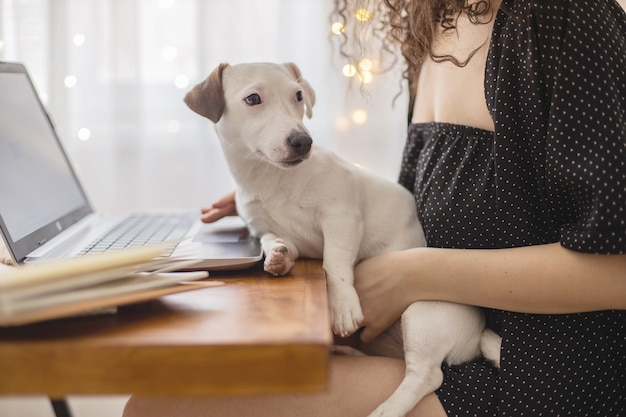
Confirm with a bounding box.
[0,61,263,270]
[0,243,218,326]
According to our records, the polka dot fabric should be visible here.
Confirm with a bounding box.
[398,0,626,416]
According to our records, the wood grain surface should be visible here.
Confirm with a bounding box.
[0,260,331,396]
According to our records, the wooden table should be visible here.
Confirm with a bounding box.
[0,259,332,399]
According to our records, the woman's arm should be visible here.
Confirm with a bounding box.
[354,242,626,342]
[200,191,237,223]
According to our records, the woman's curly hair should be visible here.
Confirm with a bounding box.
[330,0,493,86]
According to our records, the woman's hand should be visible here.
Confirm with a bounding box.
[200,191,237,223]
[354,249,423,343]
[356,243,626,344]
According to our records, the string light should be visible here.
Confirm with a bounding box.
[335,116,350,131]
[73,34,86,46]
[360,71,373,84]
[174,74,189,89]
[342,64,357,77]
[355,8,371,22]
[64,75,78,88]
[77,128,91,141]
[358,58,373,71]
[333,7,378,84]
[351,109,368,124]
[330,22,345,35]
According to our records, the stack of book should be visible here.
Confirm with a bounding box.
[0,244,211,326]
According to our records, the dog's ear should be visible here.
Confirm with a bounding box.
[184,63,229,123]
[283,62,316,119]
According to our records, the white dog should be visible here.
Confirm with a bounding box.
[185,62,501,417]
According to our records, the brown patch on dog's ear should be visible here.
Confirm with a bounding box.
[184,63,229,123]
[283,62,316,119]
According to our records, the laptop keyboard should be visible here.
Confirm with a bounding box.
[77,213,196,256]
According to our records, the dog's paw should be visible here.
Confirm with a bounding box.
[367,392,428,417]
[0,243,14,266]
[366,403,404,417]
[263,239,295,276]
[330,303,364,337]
[327,284,364,337]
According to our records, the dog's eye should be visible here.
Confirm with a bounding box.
[245,94,262,106]
[296,91,303,102]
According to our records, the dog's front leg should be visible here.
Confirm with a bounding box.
[366,302,485,417]
[321,216,364,337]
[0,243,14,266]
[260,233,298,276]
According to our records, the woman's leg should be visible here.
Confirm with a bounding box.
[123,355,447,417]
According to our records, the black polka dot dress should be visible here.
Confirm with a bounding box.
[398,0,626,415]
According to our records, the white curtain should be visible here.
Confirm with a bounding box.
[0,0,409,212]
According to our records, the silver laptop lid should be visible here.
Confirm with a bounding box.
[0,62,93,263]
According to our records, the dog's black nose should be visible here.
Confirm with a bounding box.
[287,132,312,155]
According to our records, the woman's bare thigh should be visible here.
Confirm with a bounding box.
[123,355,447,417]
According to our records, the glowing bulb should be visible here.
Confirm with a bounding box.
[174,74,189,89]
[358,58,373,71]
[335,116,350,131]
[161,46,178,61]
[351,109,368,124]
[77,128,91,141]
[0,40,4,50]
[73,34,86,46]
[360,70,373,84]
[355,8,371,22]
[64,75,78,88]
[342,64,357,77]
[331,22,345,35]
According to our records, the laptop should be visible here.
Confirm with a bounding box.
[0,61,263,270]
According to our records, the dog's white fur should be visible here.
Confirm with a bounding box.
[185,62,501,417]
[0,243,14,266]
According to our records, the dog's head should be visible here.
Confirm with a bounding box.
[184,62,316,169]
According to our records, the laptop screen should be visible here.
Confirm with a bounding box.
[0,62,92,261]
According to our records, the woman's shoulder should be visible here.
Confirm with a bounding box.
[503,0,625,24]
[505,0,621,12]
[498,0,626,49]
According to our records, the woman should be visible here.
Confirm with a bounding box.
[124,0,626,415]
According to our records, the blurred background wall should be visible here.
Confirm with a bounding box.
[0,0,409,213]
